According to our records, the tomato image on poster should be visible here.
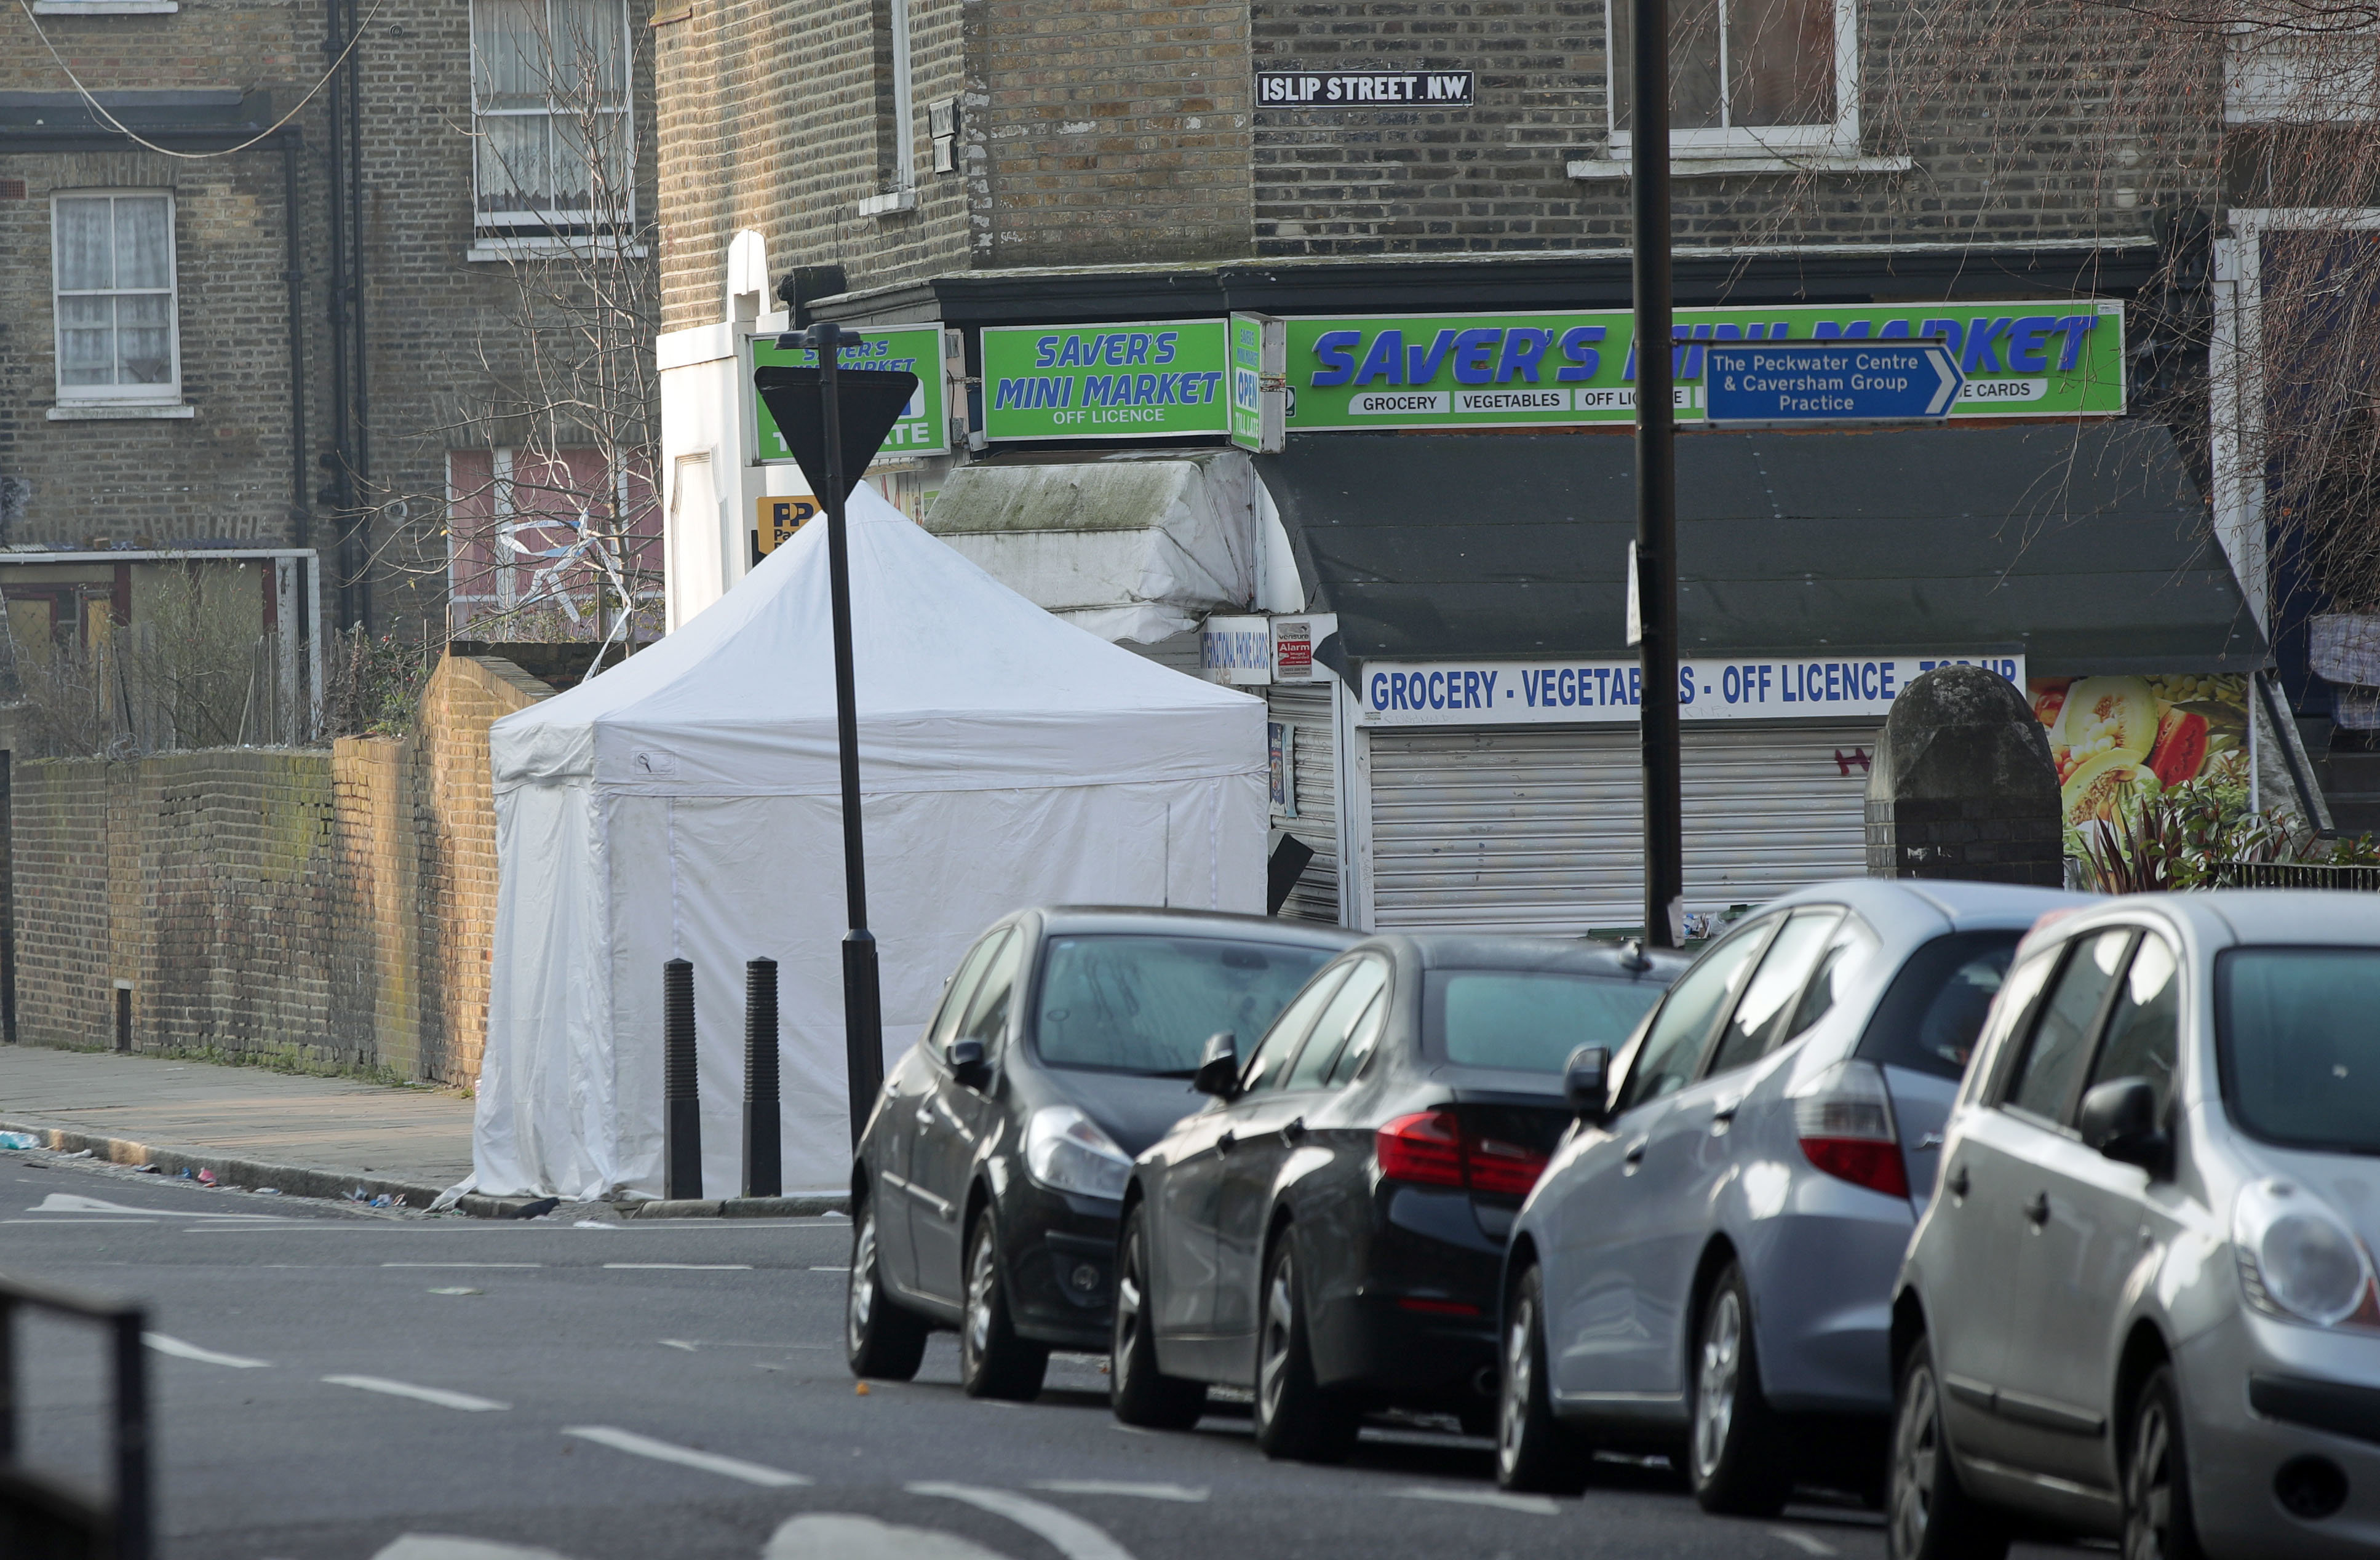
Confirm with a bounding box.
[2029,675,2248,826]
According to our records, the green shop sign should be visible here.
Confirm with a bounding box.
[752,326,950,461]
[1284,301,2125,430]
[980,320,1231,441]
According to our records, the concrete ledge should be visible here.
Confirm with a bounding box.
[623,1195,849,1220]
[0,1116,448,1211]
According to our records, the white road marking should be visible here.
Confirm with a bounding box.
[1105,1423,1156,1437]
[1031,1480,1207,1503]
[323,1375,509,1412]
[602,1263,754,1271]
[656,1339,829,1351]
[1769,1530,1839,1556]
[811,1265,851,1272]
[661,1340,699,1353]
[383,1263,543,1270]
[560,1426,811,1487]
[370,1537,579,1560]
[145,1333,271,1369]
[1393,1486,1559,1516]
[3,1217,154,1225]
[31,1192,282,1220]
[765,1514,1003,1560]
[911,1482,1137,1560]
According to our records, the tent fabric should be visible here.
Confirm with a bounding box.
[1256,423,2267,677]
[475,485,1268,1202]
[921,450,1259,645]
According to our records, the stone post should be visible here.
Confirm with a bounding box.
[1866,664,2064,886]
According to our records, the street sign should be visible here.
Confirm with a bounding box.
[1703,339,1965,425]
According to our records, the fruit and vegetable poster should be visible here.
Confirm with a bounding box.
[2030,675,2249,827]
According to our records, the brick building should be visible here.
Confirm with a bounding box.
[1,0,661,659]
[655,2,2326,929]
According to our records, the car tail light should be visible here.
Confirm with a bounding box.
[1375,1110,1550,1196]
[1790,1059,1909,1199]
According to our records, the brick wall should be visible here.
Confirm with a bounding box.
[7,654,549,1084]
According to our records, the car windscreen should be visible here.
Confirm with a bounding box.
[1033,935,1335,1076]
[2219,948,2380,1155]
[1422,970,1666,1074]
[1855,931,2022,1081]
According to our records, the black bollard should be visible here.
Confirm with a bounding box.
[742,958,781,1198]
[663,958,701,1200]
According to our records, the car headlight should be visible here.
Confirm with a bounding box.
[2235,1179,2378,1329]
[1024,1105,1132,1201]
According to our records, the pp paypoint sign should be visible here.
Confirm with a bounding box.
[752,327,949,459]
[1705,340,1963,424]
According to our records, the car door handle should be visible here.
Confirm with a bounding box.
[1217,1130,1237,1155]
[1709,1100,1740,1135]
[1622,1138,1648,1173]
[913,1105,933,1128]
[2023,1190,2052,1228]
[1280,1117,1307,1144]
[1944,1164,1971,1200]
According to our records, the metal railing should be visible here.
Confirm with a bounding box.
[0,1273,149,1560]
[2211,861,2380,891]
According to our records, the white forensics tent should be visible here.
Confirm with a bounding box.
[475,485,1268,1201]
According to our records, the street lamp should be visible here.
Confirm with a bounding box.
[1631,0,1686,949]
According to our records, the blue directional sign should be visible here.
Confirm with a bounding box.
[1704,339,1965,425]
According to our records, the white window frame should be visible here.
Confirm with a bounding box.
[468,0,636,234]
[50,189,181,408]
[1606,0,1862,159]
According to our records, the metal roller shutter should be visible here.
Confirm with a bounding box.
[1267,682,1340,924]
[1367,722,1879,934]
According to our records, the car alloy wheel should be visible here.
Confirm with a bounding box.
[1495,1264,1588,1494]
[1109,1206,1204,1428]
[958,1211,1047,1401]
[2123,1366,2203,1560]
[1885,1335,2008,1560]
[1257,1258,1295,1426]
[1692,1287,1742,1484]
[844,1198,926,1381]
[1250,1237,1357,1462]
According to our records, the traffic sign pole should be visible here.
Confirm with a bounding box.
[1631,0,1686,950]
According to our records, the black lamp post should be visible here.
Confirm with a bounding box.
[1631,0,1686,949]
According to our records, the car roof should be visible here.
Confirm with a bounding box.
[1029,906,1363,949]
[2050,889,2380,949]
[1358,933,1695,979]
[1756,876,2092,930]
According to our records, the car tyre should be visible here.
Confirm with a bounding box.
[1110,1204,1207,1429]
[1689,1262,1794,1516]
[1251,1234,1359,1463]
[959,1208,1048,1401]
[2122,1364,2205,1560]
[1495,1262,1591,1494]
[845,1192,928,1382]
[1887,1332,2010,1560]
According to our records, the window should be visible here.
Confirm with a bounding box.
[1241,963,1351,1094]
[445,447,661,640]
[1783,911,1880,1046]
[2219,947,2380,1155]
[2087,933,2180,1118]
[1608,0,1856,156]
[955,930,1024,1055]
[2003,929,2131,1124]
[52,192,177,404]
[1427,971,1667,1076]
[1706,907,1841,1076]
[1614,917,1773,1113]
[1031,935,1334,1076]
[1856,931,2023,1081]
[471,0,633,231]
[1286,958,1390,1090]
[928,930,1009,1053]
[857,0,917,214]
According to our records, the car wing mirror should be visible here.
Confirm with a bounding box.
[2079,1076,2167,1172]
[1192,1032,1241,1100]
[946,1037,990,1090]
[1564,1045,1611,1124]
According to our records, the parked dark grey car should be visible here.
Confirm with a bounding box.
[845,907,1355,1399]
[1110,934,1686,1460]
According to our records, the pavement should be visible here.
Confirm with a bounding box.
[0,1044,475,1206]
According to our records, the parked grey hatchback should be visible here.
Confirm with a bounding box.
[1890,891,2380,1560]
[1497,878,2084,1511]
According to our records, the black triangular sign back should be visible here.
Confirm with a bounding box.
[753,365,922,505]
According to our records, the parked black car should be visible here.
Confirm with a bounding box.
[1109,934,1689,1459]
[845,907,1357,1399]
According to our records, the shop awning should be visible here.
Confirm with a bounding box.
[923,449,1259,643]
[1255,422,2265,677]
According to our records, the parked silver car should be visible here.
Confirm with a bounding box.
[1890,891,2380,1560]
[1497,878,2083,1510]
